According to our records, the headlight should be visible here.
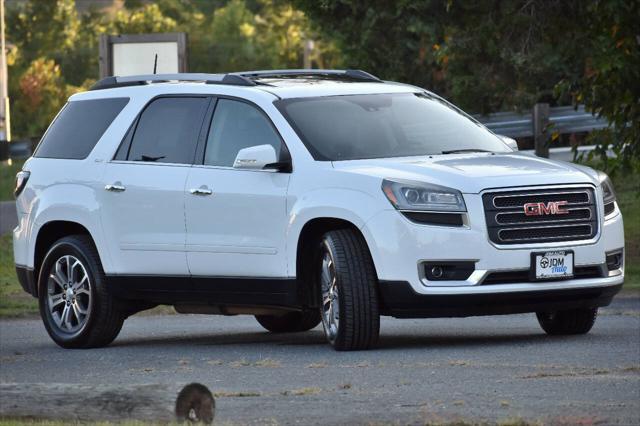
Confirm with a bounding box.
[597,171,616,216]
[382,179,466,212]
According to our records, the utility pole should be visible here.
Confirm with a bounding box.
[533,103,550,158]
[0,0,10,142]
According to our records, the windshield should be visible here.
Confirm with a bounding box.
[275,92,510,161]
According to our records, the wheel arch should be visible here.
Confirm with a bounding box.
[294,217,378,308]
[32,221,101,295]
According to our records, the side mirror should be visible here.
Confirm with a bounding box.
[233,144,279,170]
[498,135,519,151]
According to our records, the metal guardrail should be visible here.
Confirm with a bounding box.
[522,145,615,162]
[474,105,610,138]
[0,139,32,161]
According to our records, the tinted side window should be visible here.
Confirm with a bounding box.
[127,97,209,164]
[204,99,282,167]
[113,118,136,161]
[35,98,129,159]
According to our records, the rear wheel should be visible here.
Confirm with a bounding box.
[255,310,321,333]
[38,235,124,348]
[536,308,598,335]
[317,229,379,351]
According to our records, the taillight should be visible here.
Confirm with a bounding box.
[14,171,30,198]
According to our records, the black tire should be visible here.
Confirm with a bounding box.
[255,310,321,333]
[317,229,379,351]
[38,235,124,348]
[536,308,598,335]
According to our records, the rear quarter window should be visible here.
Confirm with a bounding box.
[34,97,129,159]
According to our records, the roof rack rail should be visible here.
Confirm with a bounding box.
[235,69,382,82]
[89,69,382,91]
[90,73,256,91]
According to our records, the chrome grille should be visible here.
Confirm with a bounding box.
[483,187,598,245]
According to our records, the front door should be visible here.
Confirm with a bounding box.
[100,96,210,276]
[184,98,290,278]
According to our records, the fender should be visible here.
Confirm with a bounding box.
[285,186,387,277]
[26,180,113,273]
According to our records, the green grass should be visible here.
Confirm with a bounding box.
[0,421,228,426]
[0,159,24,201]
[0,162,637,318]
[0,233,38,317]
[0,422,165,426]
[611,171,640,289]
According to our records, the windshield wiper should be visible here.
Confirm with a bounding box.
[441,149,492,154]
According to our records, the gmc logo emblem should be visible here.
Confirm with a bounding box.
[524,201,569,216]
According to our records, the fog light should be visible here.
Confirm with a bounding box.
[431,266,444,278]
[424,261,475,281]
[605,249,623,271]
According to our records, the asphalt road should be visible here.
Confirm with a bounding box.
[1,297,639,425]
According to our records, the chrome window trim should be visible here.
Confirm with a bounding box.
[108,160,192,168]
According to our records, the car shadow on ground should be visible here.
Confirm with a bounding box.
[109,327,559,351]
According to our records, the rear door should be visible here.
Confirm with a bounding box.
[100,96,210,275]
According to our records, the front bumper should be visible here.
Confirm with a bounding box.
[361,191,625,296]
[379,280,622,318]
[15,265,37,298]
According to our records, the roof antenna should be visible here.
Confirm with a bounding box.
[153,54,158,74]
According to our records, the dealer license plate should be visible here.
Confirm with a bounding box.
[532,250,574,280]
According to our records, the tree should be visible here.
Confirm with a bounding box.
[6,1,181,138]
[6,0,83,138]
[12,58,76,137]
[4,0,339,139]
[294,0,640,169]
[557,0,639,173]
[294,1,588,112]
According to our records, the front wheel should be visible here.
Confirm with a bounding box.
[536,308,598,335]
[38,235,124,348]
[317,229,380,351]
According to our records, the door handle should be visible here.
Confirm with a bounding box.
[189,187,213,196]
[105,183,126,192]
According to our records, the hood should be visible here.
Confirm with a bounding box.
[332,152,599,193]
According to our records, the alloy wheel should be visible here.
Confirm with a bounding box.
[46,255,92,335]
[320,245,339,342]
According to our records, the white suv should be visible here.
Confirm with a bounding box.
[13,70,625,351]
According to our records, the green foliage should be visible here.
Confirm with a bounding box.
[294,1,445,96]
[0,232,39,317]
[178,0,341,73]
[6,0,84,137]
[0,160,24,202]
[294,1,588,112]
[13,58,77,137]
[556,1,640,174]
[6,0,637,170]
[611,171,640,289]
[5,0,340,139]
[295,0,639,168]
[111,3,178,34]
[202,0,265,71]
